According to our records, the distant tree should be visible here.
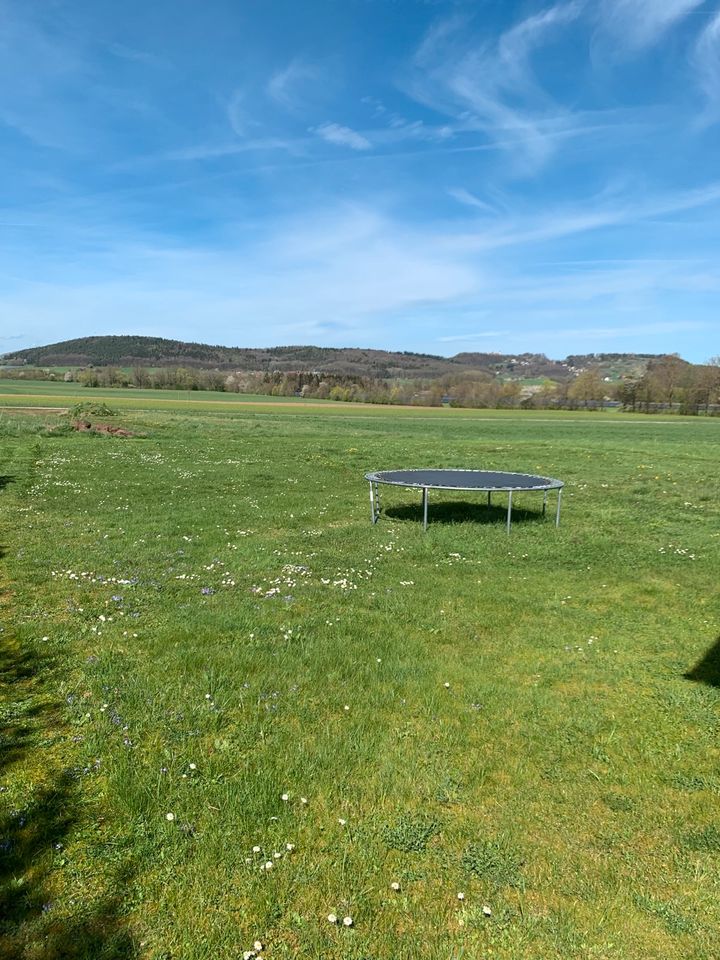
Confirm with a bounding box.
[646,355,690,406]
[566,369,605,407]
[687,364,720,413]
[616,378,640,411]
[132,365,151,388]
[497,381,521,408]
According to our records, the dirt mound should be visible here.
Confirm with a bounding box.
[71,419,135,437]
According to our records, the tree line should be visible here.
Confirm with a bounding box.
[2,355,718,413]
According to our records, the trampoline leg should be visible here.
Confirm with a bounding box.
[487,491,491,509]
[555,488,562,527]
[507,490,513,534]
[543,491,547,518]
[369,482,377,524]
[422,487,428,532]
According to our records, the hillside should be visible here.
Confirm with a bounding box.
[2,335,664,381]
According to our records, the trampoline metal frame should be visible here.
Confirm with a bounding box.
[365,469,563,533]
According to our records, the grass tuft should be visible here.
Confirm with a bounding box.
[381,814,441,853]
[461,838,523,889]
[683,824,720,852]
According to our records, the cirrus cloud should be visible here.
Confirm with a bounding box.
[312,122,372,150]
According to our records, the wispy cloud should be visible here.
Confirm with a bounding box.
[446,187,496,212]
[439,320,708,345]
[162,137,297,162]
[313,122,371,150]
[438,330,505,342]
[226,89,251,137]
[444,180,720,254]
[406,3,583,170]
[267,59,320,112]
[0,203,478,349]
[107,43,169,68]
[1,1,717,362]
[692,10,720,125]
[554,320,708,338]
[1,188,716,358]
[0,4,87,149]
[595,0,704,50]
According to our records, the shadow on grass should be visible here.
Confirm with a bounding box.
[0,642,138,959]
[0,648,55,780]
[685,636,720,689]
[384,499,550,527]
[0,476,16,558]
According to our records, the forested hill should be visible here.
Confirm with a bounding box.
[2,335,661,380]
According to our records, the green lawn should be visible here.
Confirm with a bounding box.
[1,403,719,959]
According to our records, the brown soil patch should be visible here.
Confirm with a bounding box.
[72,420,135,437]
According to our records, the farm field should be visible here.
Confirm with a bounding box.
[0,380,312,410]
[1,403,719,960]
[0,377,683,421]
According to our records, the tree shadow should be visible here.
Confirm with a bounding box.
[383,499,549,526]
[0,475,15,558]
[684,636,720,689]
[0,647,55,780]
[0,642,138,959]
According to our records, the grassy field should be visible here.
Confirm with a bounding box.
[0,380,312,409]
[1,401,719,960]
[0,377,678,419]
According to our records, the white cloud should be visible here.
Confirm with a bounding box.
[227,89,249,137]
[0,204,478,350]
[162,137,296,162]
[0,5,87,149]
[406,3,584,170]
[447,187,496,212]
[107,43,169,68]
[693,10,720,125]
[438,330,505,342]
[267,59,319,112]
[596,0,704,50]
[442,180,720,254]
[313,122,371,150]
[3,171,719,359]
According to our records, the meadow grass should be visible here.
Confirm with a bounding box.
[1,403,719,959]
[0,380,311,409]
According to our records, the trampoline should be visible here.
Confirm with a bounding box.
[364,469,564,532]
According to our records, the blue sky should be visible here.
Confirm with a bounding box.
[1,0,719,361]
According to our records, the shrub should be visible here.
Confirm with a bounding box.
[69,401,118,419]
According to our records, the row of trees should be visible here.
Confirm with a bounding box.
[3,355,719,413]
[616,356,720,412]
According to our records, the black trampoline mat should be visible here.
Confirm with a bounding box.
[365,469,563,491]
